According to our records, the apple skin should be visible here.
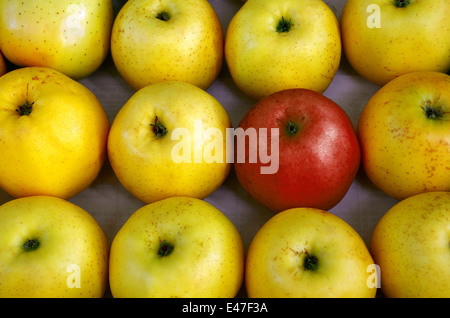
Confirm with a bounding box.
[234,88,360,213]
[107,81,232,204]
[245,207,376,298]
[111,0,223,91]
[0,67,110,199]
[370,191,450,298]
[357,71,450,200]
[0,0,113,80]
[109,196,244,298]
[0,196,109,298]
[225,0,341,100]
[341,0,450,86]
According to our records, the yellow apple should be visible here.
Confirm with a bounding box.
[0,0,113,80]
[224,0,341,100]
[109,196,244,297]
[0,196,109,298]
[0,51,6,76]
[341,0,450,86]
[0,67,110,199]
[370,191,450,298]
[111,0,223,91]
[357,71,450,200]
[107,81,231,204]
[245,207,377,298]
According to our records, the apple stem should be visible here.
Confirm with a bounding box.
[423,105,442,120]
[22,238,40,252]
[303,253,319,271]
[276,16,292,33]
[151,116,168,139]
[16,101,33,116]
[158,240,174,257]
[156,11,170,21]
[286,121,299,136]
[394,0,411,7]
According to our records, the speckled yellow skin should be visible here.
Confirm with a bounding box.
[0,196,109,298]
[107,81,231,204]
[109,197,244,298]
[224,0,341,100]
[0,67,110,199]
[357,71,450,200]
[341,0,450,86]
[0,0,113,80]
[370,191,450,298]
[111,0,223,91]
[245,208,376,298]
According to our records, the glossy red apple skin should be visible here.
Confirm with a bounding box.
[234,89,360,213]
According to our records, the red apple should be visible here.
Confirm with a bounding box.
[234,89,360,213]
